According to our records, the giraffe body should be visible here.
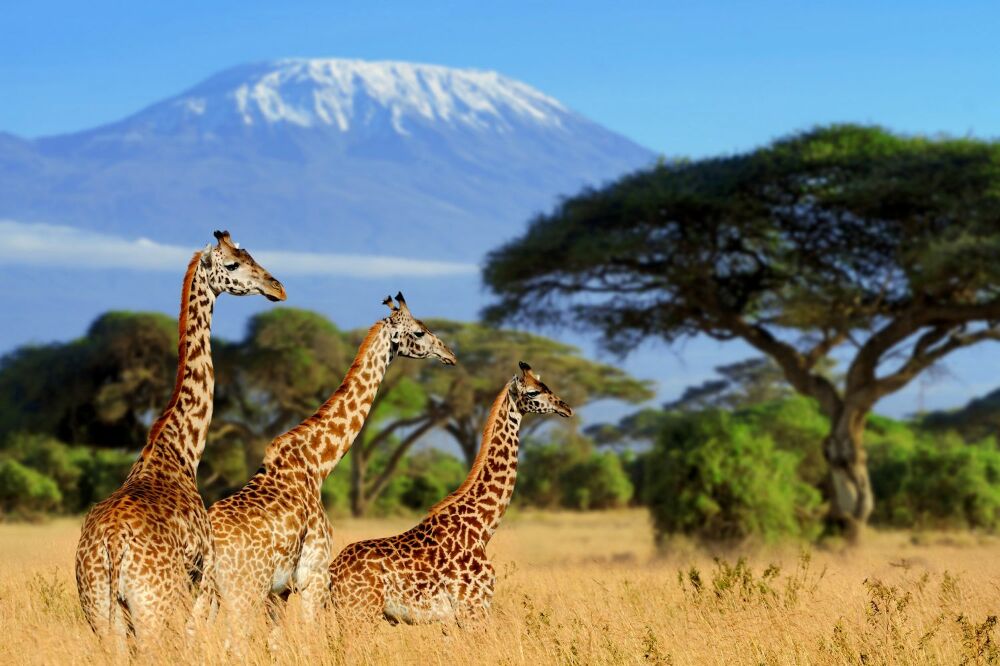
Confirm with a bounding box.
[206,294,455,628]
[75,232,284,644]
[329,362,571,623]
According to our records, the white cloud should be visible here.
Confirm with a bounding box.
[0,220,477,278]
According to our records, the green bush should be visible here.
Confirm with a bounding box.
[738,396,829,487]
[77,448,135,509]
[321,463,351,515]
[644,410,823,542]
[1,433,133,515]
[869,429,1000,530]
[519,431,633,510]
[0,459,62,518]
[395,448,466,512]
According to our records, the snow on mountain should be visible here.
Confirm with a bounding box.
[1,58,655,260]
[174,59,569,134]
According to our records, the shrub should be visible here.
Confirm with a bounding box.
[396,448,467,512]
[738,396,829,487]
[0,459,62,518]
[519,431,633,510]
[869,430,1000,530]
[644,410,823,542]
[1,433,134,514]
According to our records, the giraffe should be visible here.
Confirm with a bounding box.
[328,361,572,624]
[204,293,456,631]
[74,230,286,646]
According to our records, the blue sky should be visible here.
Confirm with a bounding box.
[2,1,998,156]
[2,1,1000,418]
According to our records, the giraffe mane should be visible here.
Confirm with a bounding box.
[428,379,514,515]
[267,319,387,451]
[145,251,202,449]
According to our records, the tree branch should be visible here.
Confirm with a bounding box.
[871,326,1000,399]
[363,416,444,502]
[722,315,842,415]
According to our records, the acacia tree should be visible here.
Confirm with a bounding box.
[0,311,177,447]
[483,124,1000,537]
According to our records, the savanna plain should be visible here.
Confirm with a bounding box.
[2,509,999,665]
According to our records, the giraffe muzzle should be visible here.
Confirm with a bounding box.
[438,347,457,366]
[263,278,287,302]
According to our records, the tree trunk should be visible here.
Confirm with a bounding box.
[823,404,874,541]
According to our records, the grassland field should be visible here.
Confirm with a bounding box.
[1,509,999,665]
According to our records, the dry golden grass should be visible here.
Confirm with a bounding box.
[2,509,1000,665]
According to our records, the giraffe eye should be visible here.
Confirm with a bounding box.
[225,262,239,271]
[414,331,426,338]
[525,391,540,398]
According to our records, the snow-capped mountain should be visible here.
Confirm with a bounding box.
[135,59,570,135]
[0,58,654,260]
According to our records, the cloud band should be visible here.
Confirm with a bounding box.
[0,220,477,278]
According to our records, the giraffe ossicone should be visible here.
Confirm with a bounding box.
[329,361,572,624]
[74,231,284,647]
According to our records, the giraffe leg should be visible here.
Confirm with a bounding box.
[455,559,495,626]
[76,530,130,653]
[123,553,192,647]
[298,568,332,622]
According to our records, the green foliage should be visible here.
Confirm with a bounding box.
[519,431,633,510]
[321,464,352,515]
[484,124,1000,350]
[0,432,133,516]
[869,431,1000,530]
[644,410,823,542]
[637,395,1000,537]
[0,459,61,518]
[347,448,467,517]
[0,311,177,447]
[395,449,467,513]
[738,396,830,487]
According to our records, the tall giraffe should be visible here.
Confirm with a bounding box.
[75,231,286,645]
[205,293,456,628]
[329,361,572,623]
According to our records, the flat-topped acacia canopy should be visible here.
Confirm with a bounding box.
[483,123,1000,538]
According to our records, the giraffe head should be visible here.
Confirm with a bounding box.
[202,230,287,301]
[383,292,457,365]
[512,361,573,417]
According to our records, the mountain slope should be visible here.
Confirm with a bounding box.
[0,59,655,260]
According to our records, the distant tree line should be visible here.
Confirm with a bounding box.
[0,309,651,519]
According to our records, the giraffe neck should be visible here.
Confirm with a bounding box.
[428,381,522,543]
[130,253,217,481]
[262,321,394,487]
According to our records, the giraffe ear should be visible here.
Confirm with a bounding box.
[200,244,213,266]
[382,295,398,312]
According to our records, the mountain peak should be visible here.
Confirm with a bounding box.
[156,58,569,135]
[6,57,653,263]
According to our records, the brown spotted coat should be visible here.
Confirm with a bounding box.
[329,361,572,624]
[205,293,456,627]
[74,232,284,644]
